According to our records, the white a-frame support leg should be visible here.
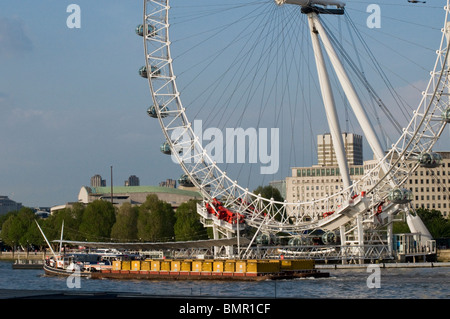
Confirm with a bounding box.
[308,13,351,189]
[309,12,385,163]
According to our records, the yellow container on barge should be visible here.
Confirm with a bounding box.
[246,260,280,273]
[131,260,141,271]
[281,259,315,271]
[192,260,202,272]
[141,261,151,271]
[224,260,236,272]
[93,258,327,281]
[181,260,192,272]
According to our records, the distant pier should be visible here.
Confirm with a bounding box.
[316,261,450,269]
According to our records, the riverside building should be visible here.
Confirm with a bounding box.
[285,133,450,219]
[286,133,366,208]
[0,195,23,216]
[406,151,450,218]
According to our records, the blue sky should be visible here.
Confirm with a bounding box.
[0,1,158,207]
[0,0,447,207]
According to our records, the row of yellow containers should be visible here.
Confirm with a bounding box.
[112,259,314,273]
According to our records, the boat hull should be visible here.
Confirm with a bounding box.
[43,264,92,278]
[90,269,328,281]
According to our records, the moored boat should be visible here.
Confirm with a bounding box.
[42,253,117,278]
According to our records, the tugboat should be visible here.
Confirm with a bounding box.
[36,221,117,278]
[43,254,94,278]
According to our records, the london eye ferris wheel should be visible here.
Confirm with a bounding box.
[136,0,450,258]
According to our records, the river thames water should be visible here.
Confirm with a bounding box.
[0,261,449,299]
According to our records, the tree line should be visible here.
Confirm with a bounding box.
[1,185,449,251]
[392,207,450,239]
[0,195,208,250]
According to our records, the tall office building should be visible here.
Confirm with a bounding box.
[90,174,106,187]
[125,175,140,187]
[159,178,176,188]
[317,133,363,166]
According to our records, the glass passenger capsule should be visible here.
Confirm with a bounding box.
[256,234,270,245]
[178,174,195,187]
[442,107,450,123]
[147,105,169,118]
[135,24,156,37]
[138,65,160,78]
[321,231,336,244]
[160,141,172,155]
[417,152,442,168]
[388,188,413,204]
[288,237,303,246]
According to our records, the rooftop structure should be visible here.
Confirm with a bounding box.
[78,185,201,209]
[0,196,23,216]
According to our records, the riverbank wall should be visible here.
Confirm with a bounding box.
[0,252,45,261]
[437,248,450,262]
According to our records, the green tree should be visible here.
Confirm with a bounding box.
[416,208,444,226]
[392,219,410,234]
[174,200,208,241]
[137,194,175,242]
[253,185,284,202]
[427,218,450,238]
[416,208,450,238]
[1,207,39,248]
[41,202,85,242]
[78,200,116,241]
[253,185,285,222]
[393,208,450,239]
[111,202,139,241]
